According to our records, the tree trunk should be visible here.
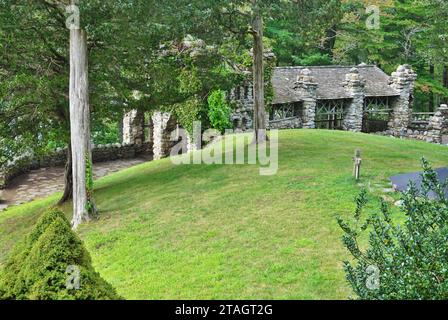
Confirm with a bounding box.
[251,4,267,144]
[70,28,95,229]
[322,26,337,58]
[58,142,73,205]
[429,64,435,111]
[443,65,448,104]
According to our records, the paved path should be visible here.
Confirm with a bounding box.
[0,157,150,211]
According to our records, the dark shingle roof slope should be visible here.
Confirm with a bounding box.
[272,65,399,104]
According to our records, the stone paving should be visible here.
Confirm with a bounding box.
[0,157,150,211]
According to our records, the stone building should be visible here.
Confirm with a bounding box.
[118,64,446,163]
[230,64,418,135]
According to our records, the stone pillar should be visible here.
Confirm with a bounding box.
[342,68,365,132]
[427,104,448,144]
[389,65,417,135]
[294,68,318,129]
[152,111,177,160]
[144,117,154,154]
[122,109,145,146]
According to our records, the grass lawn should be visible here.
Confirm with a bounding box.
[0,130,447,299]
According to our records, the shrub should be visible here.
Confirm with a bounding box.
[338,159,448,300]
[207,90,232,133]
[0,208,121,300]
[0,208,66,298]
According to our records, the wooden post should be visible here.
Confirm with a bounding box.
[251,1,267,144]
[69,28,92,229]
[353,149,362,181]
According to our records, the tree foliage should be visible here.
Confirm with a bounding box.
[207,90,232,133]
[338,159,448,300]
[335,0,448,109]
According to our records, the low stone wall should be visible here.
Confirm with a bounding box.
[376,105,448,145]
[0,152,35,190]
[0,142,152,189]
[269,117,303,130]
[375,129,448,145]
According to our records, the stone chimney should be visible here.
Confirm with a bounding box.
[389,65,417,135]
[342,67,366,132]
[294,68,318,129]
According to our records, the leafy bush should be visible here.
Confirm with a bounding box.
[174,97,204,134]
[338,159,448,300]
[0,208,121,300]
[207,90,232,133]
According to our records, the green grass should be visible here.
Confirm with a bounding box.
[1,130,447,299]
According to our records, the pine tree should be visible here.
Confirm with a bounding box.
[0,208,120,300]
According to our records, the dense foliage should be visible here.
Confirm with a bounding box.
[338,159,448,300]
[0,208,120,300]
[334,0,448,110]
[207,90,232,133]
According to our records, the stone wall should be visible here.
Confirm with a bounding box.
[0,143,152,189]
[376,104,448,145]
[269,117,303,130]
[426,104,448,144]
[0,152,35,190]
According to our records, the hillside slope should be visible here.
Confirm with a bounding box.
[1,130,447,299]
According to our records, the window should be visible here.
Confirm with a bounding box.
[269,103,302,121]
[315,99,348,130]
[362,97,393,133]
[363,97,392,121]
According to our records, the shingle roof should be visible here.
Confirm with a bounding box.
[272,65,399,105]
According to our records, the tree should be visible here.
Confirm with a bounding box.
[0,0,221,206]
[251,1,267,143]
[334,0,448,110]
[338,159,448,299]
[185,0,345,143]
[191,0,277,143]
[0,0,124,204]
[0,208,120,300]
[266,0,343,66]
[207,90,232,133]
[0,1,72,200]
[69,20,95,228]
